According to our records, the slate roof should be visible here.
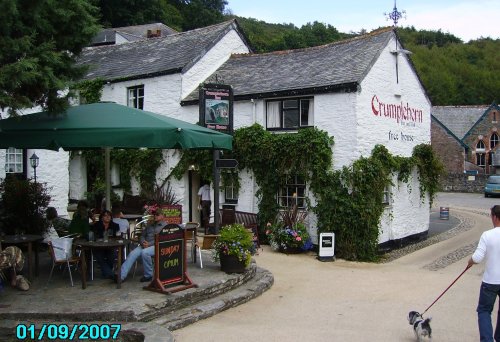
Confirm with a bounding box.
[432,106,489,139]
[78,20,246,81]
[90,23,177,46]
[182,27,395,103]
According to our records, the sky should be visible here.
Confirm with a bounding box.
[225,0,499,42]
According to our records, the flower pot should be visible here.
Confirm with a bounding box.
[279,246,303,254]
[220,254,247,274]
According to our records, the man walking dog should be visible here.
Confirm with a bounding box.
[468,205,500,342]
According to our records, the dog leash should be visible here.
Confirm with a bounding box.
[421,264,472,316]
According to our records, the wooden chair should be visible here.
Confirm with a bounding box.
[221,208,236,226]
[46,237,80,287]
[184,222,202,268]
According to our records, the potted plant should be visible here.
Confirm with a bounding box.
[265,202,313,254]
[212,223,253,273]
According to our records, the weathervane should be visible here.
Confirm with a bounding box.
[384,0,406,26]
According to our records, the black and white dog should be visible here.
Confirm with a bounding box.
[408,311,432,341]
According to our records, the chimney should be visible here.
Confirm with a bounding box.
[147,29,161,38]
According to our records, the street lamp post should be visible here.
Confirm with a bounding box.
[29,152,39,183]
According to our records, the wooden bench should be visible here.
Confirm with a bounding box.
[120,194,147,215]
[212,209,260,248]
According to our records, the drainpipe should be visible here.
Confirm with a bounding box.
[251,99,256,123]
[251,99,257,212]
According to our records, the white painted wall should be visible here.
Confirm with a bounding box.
[1,31,431,246]
[355,36,432,243]
[0,105,71,217]
[181,29,250,99]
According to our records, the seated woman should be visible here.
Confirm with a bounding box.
[68,200,94,237]
[0,245,26,289]
[43,207,61,243]
[92,210,119,279]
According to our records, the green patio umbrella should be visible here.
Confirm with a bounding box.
[0,102,232,209]
[0,102,232,151]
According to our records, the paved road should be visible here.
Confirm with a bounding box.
[173,193,497,341]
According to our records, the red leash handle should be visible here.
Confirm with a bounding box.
[421,264,472,316]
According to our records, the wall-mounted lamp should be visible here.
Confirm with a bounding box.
[29,152,39,183]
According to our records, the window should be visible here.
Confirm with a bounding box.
[491,133,499,149]
[224,181,238,204]
[382,185,391,205]
[127,85,144,109]
[477,153,485,167]
[278,175,306,208]
[266,98,313,130]
[5,148,23,173]
[477,139,485,150]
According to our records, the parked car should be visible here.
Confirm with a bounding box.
[484,175,500,197]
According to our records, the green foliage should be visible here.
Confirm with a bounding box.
[78,149,164,197]
[227,125,442,261]
[112,149,164,195]
[0,177,51,236]
[97,0,227,31]
[212,223,253,267]
[84,177,120,209]
[397,27,499,105]
[233,17,351,53]
[233,124,334,229]
[266,222,312,252]
[171,149,214,183]
[412,144,446,206]
[73,79,105,104]
[0,0,101,115]
[141,182,180,205]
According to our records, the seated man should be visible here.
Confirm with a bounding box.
[0,245,25,288]
[118,209,167,282]
[112,207,129,237]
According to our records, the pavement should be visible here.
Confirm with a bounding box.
[0,201,483,341]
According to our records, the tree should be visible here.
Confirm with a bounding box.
[0,0,100,116]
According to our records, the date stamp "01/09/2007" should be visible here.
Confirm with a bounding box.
[16,323,122,340]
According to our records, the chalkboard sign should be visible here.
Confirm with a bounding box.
[144,224,196,294]
[157,226,184,285]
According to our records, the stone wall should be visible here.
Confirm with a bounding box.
[441,173,488,193]
[431,119,465,174]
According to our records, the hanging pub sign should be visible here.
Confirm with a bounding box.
[199,83,233,135]
[160,204,182,224]
[144,224,196,294]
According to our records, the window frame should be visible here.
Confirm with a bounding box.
[490,133,499,149]
[266,97,313,131]
[382,184,391,206]
[127,85,144,110]
[224,181,239,204]
[5,148,24,174]
[277,174,306,209]
[477,153,486,167]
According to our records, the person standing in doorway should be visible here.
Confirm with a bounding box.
[468,205,500,342]
[198,181,212,233]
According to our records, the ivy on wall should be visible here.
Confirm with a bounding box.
[73,79,105,104]
[79,149,164,196]
[72,76,442,261]
[70,79,164,197]
[172,124,443,261]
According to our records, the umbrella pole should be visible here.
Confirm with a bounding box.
[105,147,111,211]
